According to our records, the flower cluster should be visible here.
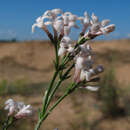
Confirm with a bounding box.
[31,9,116,130]
[5,99,33,119]
[73,41,104,91]
[32,8,115,91]
[32,8,115,56]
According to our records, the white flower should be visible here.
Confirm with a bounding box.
[32,16,50,32]
[91,13,99,24]
[80,69,94,81]
[51,8,63,15]
[101,19,110,27]
[53,19,64,32]
[100,24,115,34]
[58,36,74,56]
[85,86,100,91]
[58,47,67,56]
[78,11,90,33]
[62,12,79,36]
[15,105,33,119]
[44,9,62,19]
[5,99,20,116]
[68,14,77,21]
[67,45,74,52]
[64,26,71,36]
[88,13,115,36]
[32,9,63,33]
[75,56,84,69]
[5,99,33,119]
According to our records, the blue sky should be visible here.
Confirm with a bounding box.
[0,0,130,40]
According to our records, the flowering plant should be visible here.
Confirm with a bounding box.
[32,8,115,130]
[2,8,115,130]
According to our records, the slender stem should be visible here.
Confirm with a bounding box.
[35,82,77,130]
[42,71,58,114]
[42,39,60,114]
[45,79,62,110]
[2,117,16,130]
[45,63,75,111]
[35,36,90,130]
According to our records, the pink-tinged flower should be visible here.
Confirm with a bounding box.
[80,69,94,81]
[5,99,24,116]
[15,105,33,119]
[62,12,79,36]
[5,99,33,119]
[32,9,64,33]
[84,13,115,38]
[74,57,94,82]
[91,13,99,24]
[32,16,51,32]
[74,41,94,82]
[53,19,64,33]
[58,36,74,56]
[100,24,115,34]
[63,26,70,36]
[78,11,90,33]
[44,9,63,19]
[5,99,17,116]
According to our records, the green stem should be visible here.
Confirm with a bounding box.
[45,79,62,110]
[45,63,75,111]
[2,117,16,130]
[35,82,77,130]
[42,70,58,114]
[42,40,60,114]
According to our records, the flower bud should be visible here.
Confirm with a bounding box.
[93,65,104,74]
[101,19,110,27]
[101,24,115,34]
[91,13,99,24]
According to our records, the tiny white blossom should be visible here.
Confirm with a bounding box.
[51,8,63,15]
[5,99,18,116]
[101,19,110,27]
[53,19,64,32]
[75,56,84,69]
[80,69,94,81]
[87,13,115,36]
[32,16,50,32]
[15,105,33,119]
[78,11,90,33]
[58,47,67,56]
[62,12,79,36]
[91,13,99,24]
[100,24,115,34]
[58,36,74,56]
[64,26,71,36]
[44,9,62,19]
[5,99,33,119]
[85,69,94,81]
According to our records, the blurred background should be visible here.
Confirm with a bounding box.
[0,0,130,130]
